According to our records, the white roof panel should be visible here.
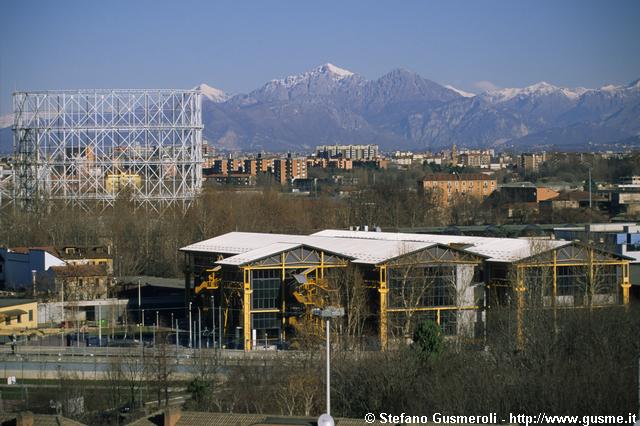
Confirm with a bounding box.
[181,229,567,265]
[181,232,436,265]
[217,242,302,266]
[311,230,569,262]
[180,232,307,254]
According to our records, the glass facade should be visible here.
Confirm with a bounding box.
[252,269,280,310]
[388,266,456,308]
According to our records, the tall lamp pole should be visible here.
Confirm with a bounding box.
[60,281,65,348]
[188,302,193,348]
[198,307,202,350]
[313,306,345,426]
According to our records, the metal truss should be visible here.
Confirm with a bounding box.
[13,89,203,211]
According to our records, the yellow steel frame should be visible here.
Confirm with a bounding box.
[378,260,480,350]
[513,254,631,350]
[194,266,221,294]
[379,265,388,350]
[241,250,347,351]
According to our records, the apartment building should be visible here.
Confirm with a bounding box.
[273,155,308,184]
[419,173,497,204]
[315,144,379,161]
[520,153,547,175]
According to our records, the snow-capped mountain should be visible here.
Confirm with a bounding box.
[195,83,229,103]
[1,65,639,153]
[242,63,362,103]
[445,85,475,98]
[481,82,588,103]
[200,65,640,151]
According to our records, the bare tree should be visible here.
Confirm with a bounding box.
[327,266,370,350]
[121,353,145,408]
[147,333,176,407]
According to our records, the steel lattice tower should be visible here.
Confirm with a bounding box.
[13,89,203,211]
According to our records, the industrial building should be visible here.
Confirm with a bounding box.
[12,89,203,211]
[181,229,631,351]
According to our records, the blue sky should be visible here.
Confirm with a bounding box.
[1,0,639,114]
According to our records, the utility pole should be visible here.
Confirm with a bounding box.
[31,270,36,297]
[218,306,222,350]
[138,279,142,338]
[211,296,215,348]
[313,306,344,425]
[325,319,330,415]
[155,311,159,347]
[60,281,65,348]
[198,307,202,350]
[98,304,102,346]
[188,302,192,348]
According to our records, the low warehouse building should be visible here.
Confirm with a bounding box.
[0,298,38,332]
[181,229,631,351]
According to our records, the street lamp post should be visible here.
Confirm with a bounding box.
[211,296,215,348]
[198,307,202,350]
[155,311,159,347]
[313,306,345,426]
[188,302,193,348]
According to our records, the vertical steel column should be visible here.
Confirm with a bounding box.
[622,262,631,305]
[378,265,388,350]
[243,268,252,351]
[516,266,526,350]
[281,253,286,344]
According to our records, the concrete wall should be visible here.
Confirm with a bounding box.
[456,264,479,337]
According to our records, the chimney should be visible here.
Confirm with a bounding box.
[163,406,182,426]
[16,411,34,426]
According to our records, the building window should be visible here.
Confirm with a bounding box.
[17,314,21,323]
[28,310,33,321]
[4,316,9,325]
[252,269,280,309]
[440,310,458,336]
[252,312,280,330]
[388,266,456,308]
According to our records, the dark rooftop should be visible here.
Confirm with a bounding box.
[0,298,36,309]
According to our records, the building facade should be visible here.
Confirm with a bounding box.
[273,156,308,184]
[0,299,38,331]
[418,173,497,205]
[182,229,631,351]
[315,144,379,161]
[520,153,547,175]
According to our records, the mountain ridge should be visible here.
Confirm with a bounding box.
[1,64,638,153]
